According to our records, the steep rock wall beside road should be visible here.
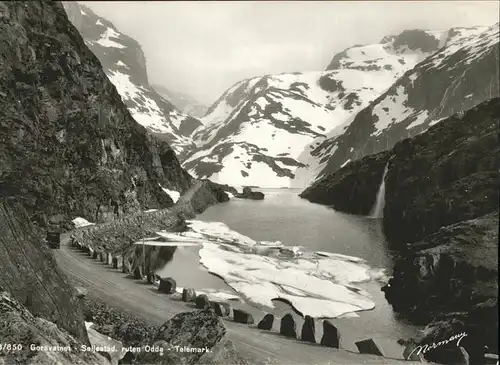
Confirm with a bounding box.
[0,197,89,344]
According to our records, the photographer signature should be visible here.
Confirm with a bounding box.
[406,332,468,360]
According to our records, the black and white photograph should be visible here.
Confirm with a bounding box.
[0,1,498,364]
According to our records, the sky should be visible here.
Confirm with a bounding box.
[81,1,499,105]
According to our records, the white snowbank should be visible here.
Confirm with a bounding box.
[162,220,377,318]
[159,184,180,203]
[72,217,95,228]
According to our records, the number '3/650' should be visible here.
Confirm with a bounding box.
[0,344,23,351]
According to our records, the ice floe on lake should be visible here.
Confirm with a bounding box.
[157,219,379,318]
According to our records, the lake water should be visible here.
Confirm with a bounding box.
[157,188,421,358]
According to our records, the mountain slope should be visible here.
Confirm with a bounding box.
[301,97,499,364]
[182,28,478,188]
[1,197,91,345]
[63,2,202,154]
[311,24,499,181]
[152,83,209,119]
[0,0,193,225]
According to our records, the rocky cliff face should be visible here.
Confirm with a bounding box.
[302,98,499,364]
[0,292,109,365]
[302,97,499,244]
[0,197,89,345]
[385,212,498,364]
[314,24,499,180]
[63,2,202,154]
[0,0,194,226]
[299,151,391,215]
[383,98,499,244]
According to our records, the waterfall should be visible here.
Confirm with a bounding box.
[369,162,389,218]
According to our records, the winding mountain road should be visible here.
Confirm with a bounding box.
[55,232,421,365]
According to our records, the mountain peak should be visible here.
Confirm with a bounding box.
[63,2,202,155]
[182,24,498,188]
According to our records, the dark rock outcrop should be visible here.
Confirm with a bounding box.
[0,197,89,344]
[383,99,499,244]
[233,309,254,324]
[384,212,498,364]
[257,313,274,330]
[134,309,241,365]
[280,314,297,338]
[235,187,265,200]
[158,277,176,294]
[82,297,158,348]
[176,180,230,215]
[182,288,197,302]
[307,99,499,364]
[203,181,238,197]
[412,297,498,364]
[355,339,384,356]
[301,315,316,343]
[195,294,211,310]
[320,320,340,348]
[300,151,391,214]
[382,212,498,320]
[0,292,108,365]
[302,98,499,229]
[302,98,499,244]
[0,0,193,228]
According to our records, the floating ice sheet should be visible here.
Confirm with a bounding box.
[160,220,378,318]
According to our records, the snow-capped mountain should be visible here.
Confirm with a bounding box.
[311,24,499,181]
[182,28,480,188]
[152,84,209,119]
[63,2,202,155]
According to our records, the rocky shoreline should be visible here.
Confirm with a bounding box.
[300,98,499,364]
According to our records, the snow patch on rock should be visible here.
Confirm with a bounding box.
[73,217,95,228]
[159,184,180,203]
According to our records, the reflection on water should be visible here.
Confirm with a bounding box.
[159,189,421,358]
[156,245,230,292]
[199,188,395,268]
